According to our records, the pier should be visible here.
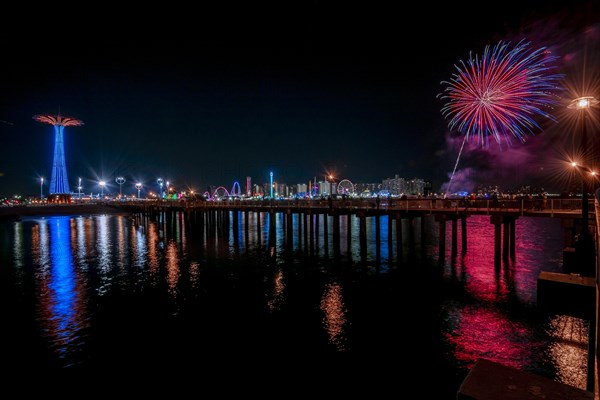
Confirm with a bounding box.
[112,196,596,268]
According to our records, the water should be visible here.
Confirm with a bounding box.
[0,211,588,395]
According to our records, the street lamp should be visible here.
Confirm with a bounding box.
[568,96,598,276]
[40,177,44,200]
[99,180,106,198]
[135,182,142,199]
[116,176,126,197]
[157,178,164,198]
[166,181,170,198]
[78,177,82,199]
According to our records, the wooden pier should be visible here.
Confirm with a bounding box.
[118,196,595,268]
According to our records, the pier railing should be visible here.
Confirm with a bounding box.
[161,197,592,216]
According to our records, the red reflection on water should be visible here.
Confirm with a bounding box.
[444,305,533,369]
[440,216,563,304]
[440,216,569,373]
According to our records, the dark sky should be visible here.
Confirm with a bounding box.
[0,1,598,196]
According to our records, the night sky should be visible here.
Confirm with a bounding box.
[1,1,598,196]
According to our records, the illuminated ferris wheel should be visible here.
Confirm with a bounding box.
[337,179,355,195]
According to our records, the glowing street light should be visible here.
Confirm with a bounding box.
[135,182,142,199]
[116,176,126,197]
[40,177,44,200]
[99,180,106,197]
[568,95,598,276]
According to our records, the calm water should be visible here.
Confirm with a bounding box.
[0,211,588,395]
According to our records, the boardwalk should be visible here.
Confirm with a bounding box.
[118,197,596,270]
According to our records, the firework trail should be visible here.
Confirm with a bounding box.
[439,39,562,193]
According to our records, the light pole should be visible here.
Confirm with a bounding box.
[157,178,164,198]
[78,177,82,199]
[135,182,142,199]
[568,96,598,277]
[99,180,106,198]
[40,177,44,200]
[116,176,126,197]
[270,172,273,198]
[166,181,170,199]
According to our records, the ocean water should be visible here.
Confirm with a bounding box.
[0,211,588,395]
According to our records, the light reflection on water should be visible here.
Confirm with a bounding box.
[37,217,88,366]
[0,212,588,392]
[320,282,348,351]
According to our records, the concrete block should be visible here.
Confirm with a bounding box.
[457,358,593,400]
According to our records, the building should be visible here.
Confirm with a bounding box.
[382,175,406,195]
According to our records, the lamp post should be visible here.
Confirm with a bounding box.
[116,176,126,197]
[40,177,44,200]
[78,177,82,199]
[135,182,142,199]
[568,96,598,277]
[99,180,106,198]
[157,178,164,198]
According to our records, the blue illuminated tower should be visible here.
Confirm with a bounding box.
[34,114,84,194]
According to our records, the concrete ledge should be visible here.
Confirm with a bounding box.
[457,358,593,400]
[537,271,595,320]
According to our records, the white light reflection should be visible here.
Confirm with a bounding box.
[267,269,286,312]
[189,261,201,289]
[116,216,127,271]
[96,215,112,295]
[320,282,348,351]
[546,315,588,389]
[35,219,50,279]
[133,223,147,269]
[12,221,24,269]
[76,217,88,271]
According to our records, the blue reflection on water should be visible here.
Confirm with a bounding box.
[46,217,80,360]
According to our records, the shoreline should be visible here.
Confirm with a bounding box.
[0,204,132,221]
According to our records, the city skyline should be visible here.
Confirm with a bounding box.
[0,1,598,195]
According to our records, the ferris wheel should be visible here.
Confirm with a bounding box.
[337,179,355,195]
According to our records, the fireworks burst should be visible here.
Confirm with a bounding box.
[439,39,563,147]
